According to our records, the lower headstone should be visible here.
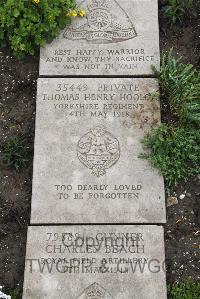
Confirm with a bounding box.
[31,78,166,224]
[23,225,167,299]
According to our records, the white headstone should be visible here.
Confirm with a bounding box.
[23,225,167,299]
[31,78,165,224]
[39,0,160,76]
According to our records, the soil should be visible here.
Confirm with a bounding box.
[165,177,200,283]
[0,51,38,289]
[0,1,199,294]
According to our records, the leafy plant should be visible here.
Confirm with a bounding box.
[8,288,22,299]
[2,137,30,171]
[142,50,200,190]
[143,125,200,190]
[168,281,200,299]
[154,49,200,126]
[1,288,22,299]
[163,0,194,24]
[0,0,77,58]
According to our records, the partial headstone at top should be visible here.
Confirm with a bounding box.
[40,0,160,76]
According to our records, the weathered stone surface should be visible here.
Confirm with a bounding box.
[39,0,160,76]
[31,78,165,223]
[23,225,167,299]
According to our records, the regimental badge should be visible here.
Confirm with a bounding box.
[77,282,114,299]
[77,126,120,177]
[64,0,137,43]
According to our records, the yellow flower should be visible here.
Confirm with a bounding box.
[67,8,86,18]
[32,0,40,4]
[78,9,86,17]
[67,10,78,17]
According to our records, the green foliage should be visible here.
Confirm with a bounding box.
[2,137,30,171]
[142,50,200,190]
[143,125,200,190]
[163,0,193,24]
[8,288,22,299]
[0,0,76,58]
[168,281,200,299]
[157,49,200,126]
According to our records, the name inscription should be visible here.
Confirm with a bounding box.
[26,230,165,275]
[41,82,159,126]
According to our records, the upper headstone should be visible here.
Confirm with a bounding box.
[31,78,165,224]
[39,0,160,76]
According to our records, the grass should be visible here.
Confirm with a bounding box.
[2,137,30,171]
[163,0,194,24]
[168,281,200,299]
[142,49,200,191]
